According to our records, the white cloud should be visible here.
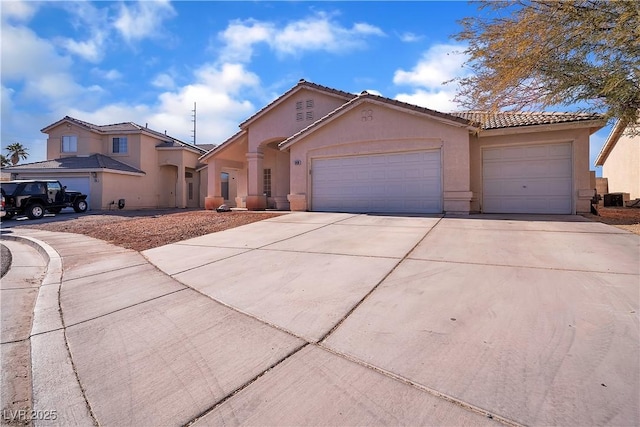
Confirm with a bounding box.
[219,19,274,63]
[91,68,122,81]
[218,12,385,62]
[68,63,261,145]
[114,0,176,43]
[60,36,107,62]
[1,0,37,22]
[394,43,468,88]
[152,73,176,89]
[272,13,385,55]
[399,32,423,43]
[395,90,461,113]
[56,1,110,62]
[393,43,470,112]
[1,24,72,81]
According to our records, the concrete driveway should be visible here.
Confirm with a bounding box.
[7,212,639,426]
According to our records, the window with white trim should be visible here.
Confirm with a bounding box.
[62,135,77,152]
[112,137,128,154]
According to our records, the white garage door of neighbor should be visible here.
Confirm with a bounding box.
[312,150,442,213]
[57,177,91,209]
[483,143,572,214]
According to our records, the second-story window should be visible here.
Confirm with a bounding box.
[112,137,128,154]
[62,135,77,152]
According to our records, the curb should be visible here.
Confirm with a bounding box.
[0,232,95,426]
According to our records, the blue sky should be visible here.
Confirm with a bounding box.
[1,1,610,174]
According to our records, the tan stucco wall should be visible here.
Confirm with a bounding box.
[470,127,593,213]
[247,89,349,153]
[263,146,290,209]
[286,101,471,213]
[602,132,639,199]
[47,125,102,159]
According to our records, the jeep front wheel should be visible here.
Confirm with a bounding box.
[27,203,45,220]
[73,199,88,213]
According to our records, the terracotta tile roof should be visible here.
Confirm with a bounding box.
[194,144,217,151]
[451,111,603,130]
[4,153,144,174]
[239,79,357,128]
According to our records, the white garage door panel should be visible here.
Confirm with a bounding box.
[483,143,572,214]
[312,151,442,213]
[57,177,90,209]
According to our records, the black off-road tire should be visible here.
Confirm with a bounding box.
[27,203,45,220]
[3,212,15,220]
[73,199,88,213]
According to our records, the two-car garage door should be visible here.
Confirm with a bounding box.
[482,143,572,214]
[311,150,442,213]
[309,143,573,214]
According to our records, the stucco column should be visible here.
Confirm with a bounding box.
[177,164,187,208]
[205,159,224,210]
[246,151,267,210]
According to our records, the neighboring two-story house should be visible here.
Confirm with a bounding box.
[6,116,212,210]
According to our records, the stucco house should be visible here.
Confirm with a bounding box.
[6,116,213,210]
[201,80,605,215]
[595,119,639,200]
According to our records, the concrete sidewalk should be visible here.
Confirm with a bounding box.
[3,212,639,426]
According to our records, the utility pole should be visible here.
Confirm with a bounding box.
[191,102,197,145]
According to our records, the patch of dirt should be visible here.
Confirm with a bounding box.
[13,210,284,251]
[581,206,640,235]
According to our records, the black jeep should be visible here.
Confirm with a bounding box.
[0,180,88,220]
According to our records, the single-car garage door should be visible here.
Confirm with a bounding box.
[57,177,91,209]
[482,143,572,214]
[312,150,442,213]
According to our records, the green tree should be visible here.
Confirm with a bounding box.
[0,155,10,168]
[5,143,29,165]
[454,0,639,129]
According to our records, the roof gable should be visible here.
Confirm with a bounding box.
[279,91,476,150]
[595,119,633,166]
[239,79,356,129]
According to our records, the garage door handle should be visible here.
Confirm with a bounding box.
[523,185,527,188]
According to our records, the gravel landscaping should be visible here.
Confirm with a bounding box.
[581,206,640,235]
[11,210,284,251]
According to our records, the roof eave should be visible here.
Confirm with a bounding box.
[8,168,145,176]
[595,119,626,166]
[41,116,99,134]
[199,130,247,162]
[477,119,606,137]
[155,146,205,155]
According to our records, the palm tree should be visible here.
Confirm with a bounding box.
[5,143,28,165]
[0,154,10,168]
